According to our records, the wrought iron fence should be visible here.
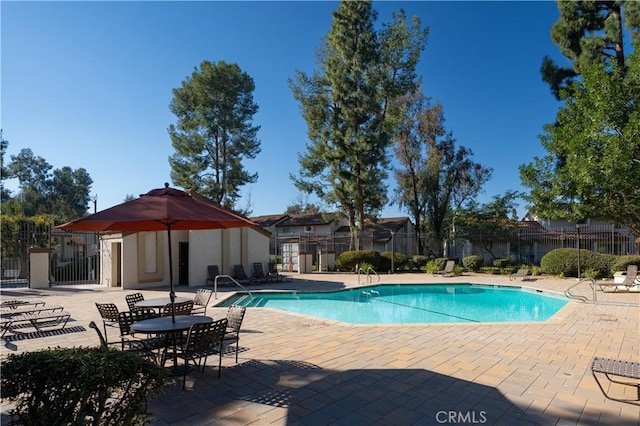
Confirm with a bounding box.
[0,223,100,288]
[268,222,639,269]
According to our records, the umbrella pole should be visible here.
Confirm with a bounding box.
[167,223,176,323]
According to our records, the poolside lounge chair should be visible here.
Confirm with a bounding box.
[1,309,72,337]
[591,357,640,405]
[232,264,253,285]
[251,262,270,283]
[433,260,455,277]
[268,261,291,282]
[598,265,639,292]
[510,268,532,281]
[205,265,220,286]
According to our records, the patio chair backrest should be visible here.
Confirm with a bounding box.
[208,265,220,279]
[252,263,266,279]
[194,288,213,307]
[233,264,249,280]
[226,305,246,333]
[162,300,194,317]
[185,318,228,354]
[125,293,144,311]
[95,303,119,321]
[118,309,157,336]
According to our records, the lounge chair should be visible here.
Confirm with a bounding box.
[1,299,46,309]
[1,304,64,316]
[268,261,291,282]
[232,264,253,285]
[591,357,640,405]
[1,310,71,337]
[433,260,455,277]
[510,268,532,281]
[205,265,220,286]
[598,265,639,292]
[251,262,270,283]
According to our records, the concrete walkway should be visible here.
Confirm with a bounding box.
[1,272,639,425]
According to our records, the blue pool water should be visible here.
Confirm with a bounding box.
[215,284,568,324]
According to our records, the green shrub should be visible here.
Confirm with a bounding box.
[480,267,500,274]
[531,266,543,276]
[1,346,166,425]
[424,260,440,273]
[451,265,464,276]
[432,258,448,271]
[540,248,616,278]
[492,258,510,268]
[462,255,484,272]
[412,255,429,269]
[501,266,518,275]
[380,252,409,272]
[583,268,600,279]
[610,255,640,274]
[335,250,382,272]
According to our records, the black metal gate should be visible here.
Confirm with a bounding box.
[0,223,100,288]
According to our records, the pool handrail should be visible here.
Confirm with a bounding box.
[564,277,597,303]
[213,275,254,301]
[357,266,380,285]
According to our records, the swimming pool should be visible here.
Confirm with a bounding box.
[215,284,569,324]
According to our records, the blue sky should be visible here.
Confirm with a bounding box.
[2,1,566,219]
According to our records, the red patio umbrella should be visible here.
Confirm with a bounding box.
[58,183,258,322]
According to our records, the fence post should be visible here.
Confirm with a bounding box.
[28,247,50,288]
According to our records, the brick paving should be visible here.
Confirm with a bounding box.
[1,272,639,425]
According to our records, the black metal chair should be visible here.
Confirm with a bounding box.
[223,305,246,363]
[125,293,145,311]
[175,318,228,389]
[88,321,108,349]
[95,302,120,344]
[117,309,164,363]
[191,289,213,316]
[162,300,194,317]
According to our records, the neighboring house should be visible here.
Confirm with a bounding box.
[450,214,638,266]
[250,213,416,272]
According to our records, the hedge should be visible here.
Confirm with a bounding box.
[1,346,166,425]
[538,248,636,278]
[335,250,383,272]
[462,255,484,272]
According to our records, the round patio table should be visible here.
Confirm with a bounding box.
[135,297,191,310]
[130,315,212,334]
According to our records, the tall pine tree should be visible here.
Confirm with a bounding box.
[289,1,427,241]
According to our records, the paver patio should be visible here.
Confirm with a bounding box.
[1,272,639,425]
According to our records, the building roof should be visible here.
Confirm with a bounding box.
[275,213,336,228]
[249,214,289,228]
